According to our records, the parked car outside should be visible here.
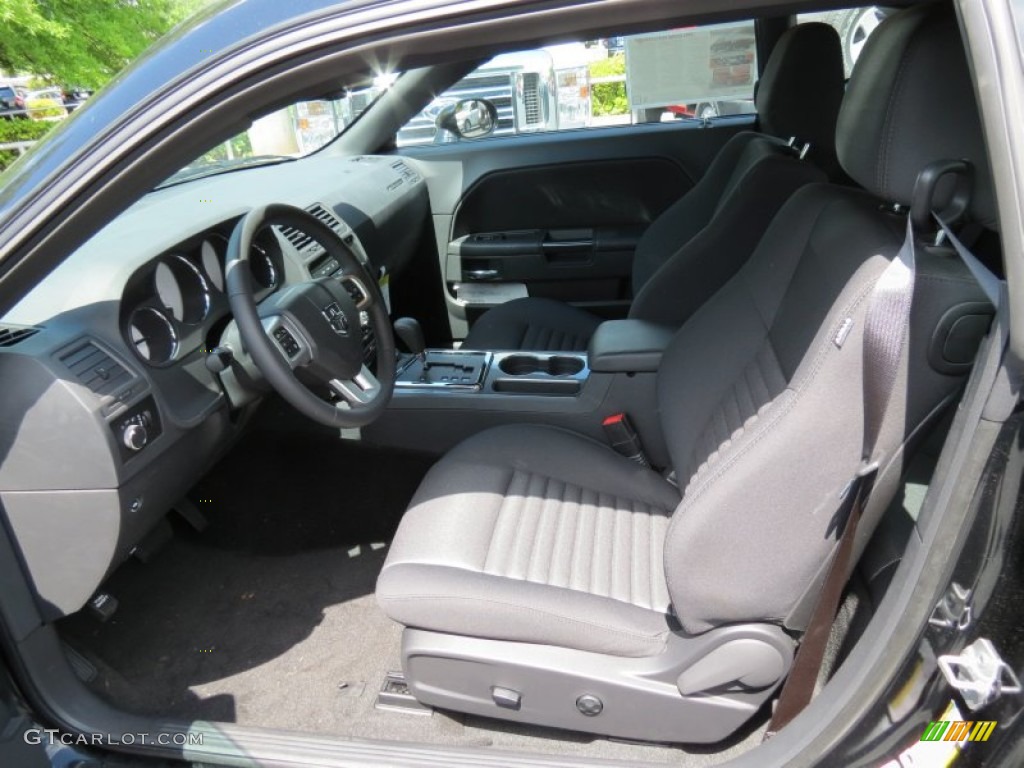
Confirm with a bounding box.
[0,85,28,119]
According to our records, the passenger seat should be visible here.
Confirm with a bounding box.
[461,22,846,351]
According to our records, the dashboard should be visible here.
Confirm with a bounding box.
[0,153,428,621]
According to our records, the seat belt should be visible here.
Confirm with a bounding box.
[765,162,1002,739]
[765,215,918,739]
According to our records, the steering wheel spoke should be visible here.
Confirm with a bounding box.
[330,366,382,406]
[337,272,374,310]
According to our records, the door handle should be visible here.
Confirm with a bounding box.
[465,269,499,280]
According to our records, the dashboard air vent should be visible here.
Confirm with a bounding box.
[0,325,39,348]
[278,225,315,252]
[60,341,134,401]
[307,203,343,233]
[277,203,344,254]
[522,72,541,125]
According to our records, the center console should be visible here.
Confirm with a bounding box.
[365,318,676,467]
[396,350,589,396]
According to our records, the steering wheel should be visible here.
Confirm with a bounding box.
[225,204,395,427]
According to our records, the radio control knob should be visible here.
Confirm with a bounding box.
[123,423,147,451]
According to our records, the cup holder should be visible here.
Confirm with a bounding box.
[498,354,585,377]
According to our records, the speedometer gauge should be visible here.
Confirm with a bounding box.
[154,262,184,320]
[128,308,178,365]
[155,255,211,324]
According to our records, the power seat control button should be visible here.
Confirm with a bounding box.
[576,694,603,716]
[491,686,522,711]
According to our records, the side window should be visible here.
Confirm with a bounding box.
[798,6,890,78]
[396,20,758,147]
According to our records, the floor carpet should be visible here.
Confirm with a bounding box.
[59,535,765,766]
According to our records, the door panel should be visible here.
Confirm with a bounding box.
[399,117,754,338]
[452,224,645,308]
[452,158,690,236]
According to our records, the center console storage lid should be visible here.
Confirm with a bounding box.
[588,319,676,373]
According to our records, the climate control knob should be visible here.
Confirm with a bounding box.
[123,423,148,451]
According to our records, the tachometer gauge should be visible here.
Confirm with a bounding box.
[128,307,178,365]
[155,255,211,324]
[201,236,226,292]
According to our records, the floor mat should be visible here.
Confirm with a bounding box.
[60,537,765,765]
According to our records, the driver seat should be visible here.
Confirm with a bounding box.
[376,4,996,743]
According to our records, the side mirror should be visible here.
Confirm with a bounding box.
[436,98,498,140]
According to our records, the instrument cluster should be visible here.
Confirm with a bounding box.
[121,227,283,366]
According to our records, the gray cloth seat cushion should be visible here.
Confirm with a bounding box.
[459,296,602,351]
[377,424,682,656]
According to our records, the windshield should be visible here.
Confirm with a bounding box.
[159,80,392,189]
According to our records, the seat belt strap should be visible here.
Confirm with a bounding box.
[934,214,1001,306]
[765,217,917,739]
[765,190,1005,739]
[764,467,876,739]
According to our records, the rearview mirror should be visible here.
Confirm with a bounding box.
[436,98,498,140]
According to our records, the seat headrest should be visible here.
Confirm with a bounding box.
[836,3,996,228]
[755,22,845,175]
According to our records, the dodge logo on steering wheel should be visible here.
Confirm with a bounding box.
[322,302,349,336]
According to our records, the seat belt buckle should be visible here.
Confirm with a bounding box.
[602,413,651,468]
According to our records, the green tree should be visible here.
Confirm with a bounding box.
[0,0,203,89]
[588,53,627,117]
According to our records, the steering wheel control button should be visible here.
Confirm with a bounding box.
[576,694,603,717]
[272,326,302,357]
[491,686,522,711]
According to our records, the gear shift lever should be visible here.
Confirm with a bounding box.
[394,317,427,366]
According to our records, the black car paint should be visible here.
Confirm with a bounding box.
[0,668,49,767]
[819,408,1024,767]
